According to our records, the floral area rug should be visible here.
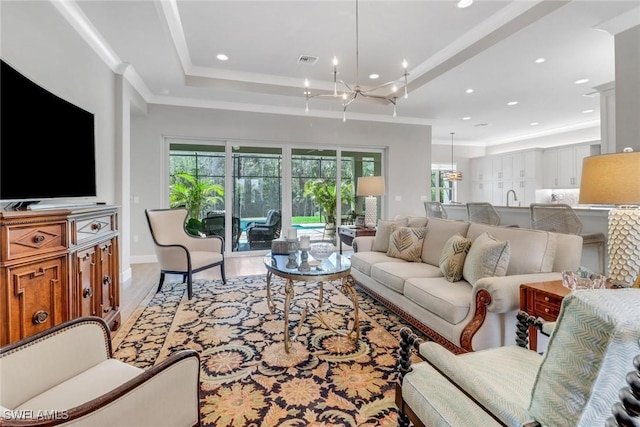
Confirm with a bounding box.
[112,275,423,427]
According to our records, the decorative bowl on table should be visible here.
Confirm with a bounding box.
[309,242,335,263]
[562,270,607,290]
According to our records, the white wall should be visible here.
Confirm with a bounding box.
[130,105,431,260]
[0,1,117,206]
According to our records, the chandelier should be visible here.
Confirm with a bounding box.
[444,132,462,181]
[303,0,409,122]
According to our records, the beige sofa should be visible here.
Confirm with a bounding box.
[350,216,583,353]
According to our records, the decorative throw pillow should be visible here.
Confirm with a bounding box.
[373,218,408,252]
[387,227,428,262]
[439,233,472,282]
[462,232,511,285]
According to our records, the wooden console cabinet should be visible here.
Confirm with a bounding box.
[0,205,120,346]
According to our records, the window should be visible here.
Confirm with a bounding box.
[431,164,456,203]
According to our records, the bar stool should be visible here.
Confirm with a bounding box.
[529,203,606,273]
[466,202,501,225]
[424,202,448,219]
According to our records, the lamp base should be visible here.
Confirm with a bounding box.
[365,196,377,229]
[607,207,640,287]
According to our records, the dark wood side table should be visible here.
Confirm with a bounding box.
[519,280,570,351]
[337,226,376,254]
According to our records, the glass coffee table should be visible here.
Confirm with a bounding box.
[263,252,359,353]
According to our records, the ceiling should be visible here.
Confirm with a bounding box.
[72,0,639,147]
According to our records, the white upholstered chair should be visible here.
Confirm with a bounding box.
[0,317,201,426]
[146,208,225,300]
[396,289,640,427]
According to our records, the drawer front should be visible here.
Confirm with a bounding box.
[340,228,357,238]
[532,291,562,320]
[5,222,66,261]
[75,214,114,245]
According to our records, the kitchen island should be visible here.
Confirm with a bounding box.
[443,204,609,275]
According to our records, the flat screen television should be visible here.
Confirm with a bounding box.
[0,58,97,206]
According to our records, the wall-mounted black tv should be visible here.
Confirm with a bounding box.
[0,58,97,204]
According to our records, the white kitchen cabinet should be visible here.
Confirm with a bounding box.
[471,180,493,202]
[471,157,491,182]
[492,155,513,181]
[543,145,591,188]
[512,150,541,180]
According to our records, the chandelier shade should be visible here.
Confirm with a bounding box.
[444,132,462,182]
[303,0,409,122]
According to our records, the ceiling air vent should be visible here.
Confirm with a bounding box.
[298,55,319,65]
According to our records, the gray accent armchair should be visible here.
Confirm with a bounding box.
[146,208,225,299]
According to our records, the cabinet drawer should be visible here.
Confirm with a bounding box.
[75,214,114,245]
[532,292,563,320]
[4,221,66,261]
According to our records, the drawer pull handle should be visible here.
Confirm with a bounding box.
[544,308,549,313]
[32,310,49,324]
[83,288,93,298]
[544,296,549,302]
[91,223,102,231]
[103,275,112,286]
[33,235,45,244]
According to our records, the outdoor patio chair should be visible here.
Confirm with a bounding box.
[246,209,281,248]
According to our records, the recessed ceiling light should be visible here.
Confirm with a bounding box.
[462,116,471,121]
[465,88,474,94]
[507,101,519,106]
[216,53,228,61]
[583,109,594,114]
[369,74,379,80]
[575,78,589,85]
[457,0,473,8]
[535,58,545,64]
[530,122,540,126]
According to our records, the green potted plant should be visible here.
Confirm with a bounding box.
[303,179,354,243]
[170,172,224,235]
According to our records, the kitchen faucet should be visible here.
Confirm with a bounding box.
[506,189,518,207]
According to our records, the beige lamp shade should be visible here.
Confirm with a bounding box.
[579,151,640,205]
[357,176,386,196]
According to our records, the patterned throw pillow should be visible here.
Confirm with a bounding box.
[372,218,408,252]
[387,227,428,262]
[439,233,472,282]
[462,232,511,285]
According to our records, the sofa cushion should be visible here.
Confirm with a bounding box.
[462,232,510,286]
[350,251,405,276]
[404,277,472,324]
[421,218,471,266]
[387,227,427,262]
[373,218,408,252]
[394,215,429,228]
[439,233,472,282]
[370,262,442,293]
[467,223,556,275]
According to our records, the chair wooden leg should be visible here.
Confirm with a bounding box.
[157,272,166,293]
[187,272,193,300]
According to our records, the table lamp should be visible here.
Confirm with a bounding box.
[357,176,385,229]
[578,149,640,287]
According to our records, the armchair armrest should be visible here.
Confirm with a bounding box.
[184,234,223,253]
[58,350,200,427]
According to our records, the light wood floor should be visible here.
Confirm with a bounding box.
[120,255,267,325]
